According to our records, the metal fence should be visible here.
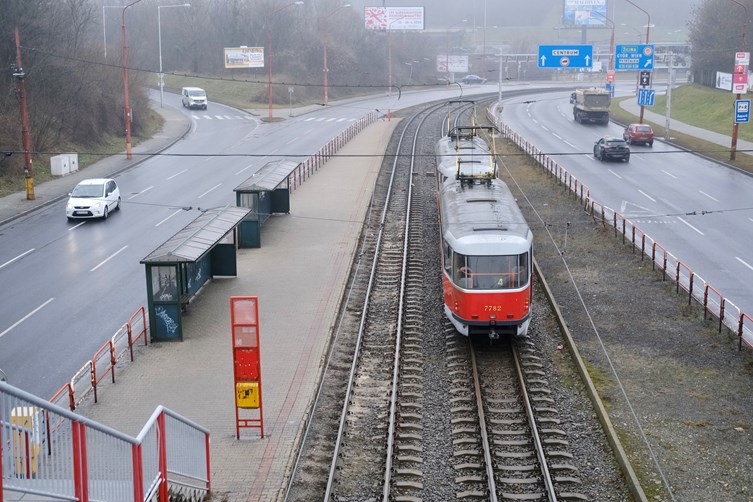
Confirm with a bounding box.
[487,103,753,350]
[1,381,210,502]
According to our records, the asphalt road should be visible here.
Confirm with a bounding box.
[498,84,753,317]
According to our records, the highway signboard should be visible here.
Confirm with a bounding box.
[615,44,654,71]
[537,45,593,68]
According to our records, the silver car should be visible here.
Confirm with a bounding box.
[66,178,121,220]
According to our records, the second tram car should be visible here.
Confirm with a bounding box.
[435,126,497,184]
[438,177,533,339]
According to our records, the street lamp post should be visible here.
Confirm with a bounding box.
[445,19,467,83]
[590,10,615,73]
[102,5,120,60]
[158,3,191,108]
[729,0,749,161]
[405,61,418,86]
[121,0,144,160]
[322,4,350,106]
[386,16,407,96]
[623,0,651,123]
[266,1,304,120]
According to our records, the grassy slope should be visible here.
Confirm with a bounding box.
[610,83,753,174]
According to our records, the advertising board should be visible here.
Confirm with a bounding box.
[364,6,424,30]
[436,55,469,74]
[224,47,264,69]
[563,0,607,27]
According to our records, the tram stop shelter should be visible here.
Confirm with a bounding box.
[233,159,298,248]
[140,206,251,341]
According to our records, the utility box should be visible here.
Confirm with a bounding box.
[50,155,70,176]
[66,152,79,172]
[11,406,42,476]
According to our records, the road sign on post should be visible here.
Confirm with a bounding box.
[637,88,656,107]
[615,44,654,71]
[733,52,749,94]
[736,99,751,123]
[537,45,593,68]
[639,70,651,87]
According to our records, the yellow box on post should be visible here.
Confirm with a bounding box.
[11,406,42,476]
[235,382,260,409]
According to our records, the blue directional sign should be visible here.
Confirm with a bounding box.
[615,44,654,71]
[736,99,751,123]
[538,45,593,68]
[637,88,656,107]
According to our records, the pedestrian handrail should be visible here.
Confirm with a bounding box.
[1,380,210,502]
[487,104,753,350]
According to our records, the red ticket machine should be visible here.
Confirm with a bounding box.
[230,296,264,439]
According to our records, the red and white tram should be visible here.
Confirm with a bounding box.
[438,177,533,339]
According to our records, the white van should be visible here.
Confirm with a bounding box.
[181,87,208,110]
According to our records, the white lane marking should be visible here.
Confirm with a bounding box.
[532,118,539,125]
[749,218,753,223]
[198,184,221,198]
[736,256,753,272]
[638,189,656,202]
[90,246,128,272]
[542,125,550,132]
[0,248,35,270]
[303,129,313,135]
[304,118,315,121]
[564,140,577,149]
[0,298,55,339]
[68,221,86,231]
[677,216,705,235]
[337,118,346,122]
[661,169,678,179]
[235,163,255,175]
[167,169,188,180]
[127,186,154,200]
[699,190,719,202]
[608,169,623,179]
[214,116,224,120]
[204,156,216,162]
[156,209,183,227]
[286,138,297,145]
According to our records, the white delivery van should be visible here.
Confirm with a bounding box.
[181,87,208,110]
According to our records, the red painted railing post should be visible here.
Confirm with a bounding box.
[158,413,169,501]
[132,443,144,502]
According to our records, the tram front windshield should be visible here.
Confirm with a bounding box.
[452,252,529,290]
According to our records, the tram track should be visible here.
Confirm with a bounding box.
[285,94,632,501]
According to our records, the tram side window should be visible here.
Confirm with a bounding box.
[453,252,474,289]
[444,241,453,274]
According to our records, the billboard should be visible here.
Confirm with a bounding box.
[563,0,608,27]
[224,47,264,69]
[364,7,425,30]
[715,72,732,92]
[436,55,469,74]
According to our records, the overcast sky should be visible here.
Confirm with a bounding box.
[351,0,702,31]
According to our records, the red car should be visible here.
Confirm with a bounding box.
[623,123,654,146]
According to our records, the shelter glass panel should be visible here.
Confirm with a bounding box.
[151,266,178,301]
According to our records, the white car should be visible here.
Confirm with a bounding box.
[66,178,121,220]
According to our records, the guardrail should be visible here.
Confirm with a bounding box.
[1,381,210,502]
[50,307,148,412]
[487,104,753,351]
